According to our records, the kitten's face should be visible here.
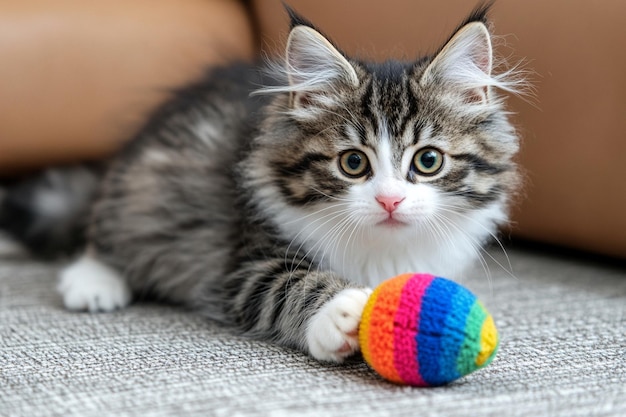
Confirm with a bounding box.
[248,16,522,280]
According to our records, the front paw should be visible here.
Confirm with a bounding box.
[58,255,131,313]
[306,288,372,363]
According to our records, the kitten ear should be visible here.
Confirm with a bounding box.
[285,25,359,108]
[420,21,493,104]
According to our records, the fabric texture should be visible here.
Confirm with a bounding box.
[1,246,625,416]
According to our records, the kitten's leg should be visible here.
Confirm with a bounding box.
[58,252,131,312]
[222,259,371,363]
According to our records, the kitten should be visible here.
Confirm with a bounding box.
[0,5,523,362]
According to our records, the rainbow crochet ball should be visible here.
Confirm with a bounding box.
[359,273,499,386]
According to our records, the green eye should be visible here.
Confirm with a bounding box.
[413,148,444,175]
[339,150,370,178]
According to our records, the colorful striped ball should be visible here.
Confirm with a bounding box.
[359,273,499,386]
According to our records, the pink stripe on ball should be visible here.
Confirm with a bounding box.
[393,273,435,386]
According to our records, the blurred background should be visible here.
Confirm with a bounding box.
[0,0,624,259]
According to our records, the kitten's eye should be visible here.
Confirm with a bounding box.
[339,150,370,178]
[413,148,444,176]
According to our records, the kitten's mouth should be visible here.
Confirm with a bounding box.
[377,216,408,227]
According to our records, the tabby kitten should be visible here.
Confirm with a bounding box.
[3,5,523,362]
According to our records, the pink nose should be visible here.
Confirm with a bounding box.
[376,195,405,213]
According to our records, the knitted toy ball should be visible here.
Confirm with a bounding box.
[359,273,499,386]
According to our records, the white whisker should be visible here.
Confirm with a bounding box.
[433,209,517,285]
[289,207,355,271]
[437,203,514,275]
[430,211,493,288]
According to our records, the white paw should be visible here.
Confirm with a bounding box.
[58,255,131,312]
[306,288,372,363]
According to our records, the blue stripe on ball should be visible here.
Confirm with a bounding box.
[416,277,459,386]
[439,285,477,383]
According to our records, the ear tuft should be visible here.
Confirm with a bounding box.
[284,25,358,109]
[284,3,317,30]
[286,26,359,91]
[252,8,359,108]
[421,22,494,104]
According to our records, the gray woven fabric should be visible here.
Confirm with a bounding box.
[1,246,625,417]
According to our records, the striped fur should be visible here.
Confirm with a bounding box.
[1,5,525,362]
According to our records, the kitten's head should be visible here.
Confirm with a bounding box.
[247,4,525,280]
